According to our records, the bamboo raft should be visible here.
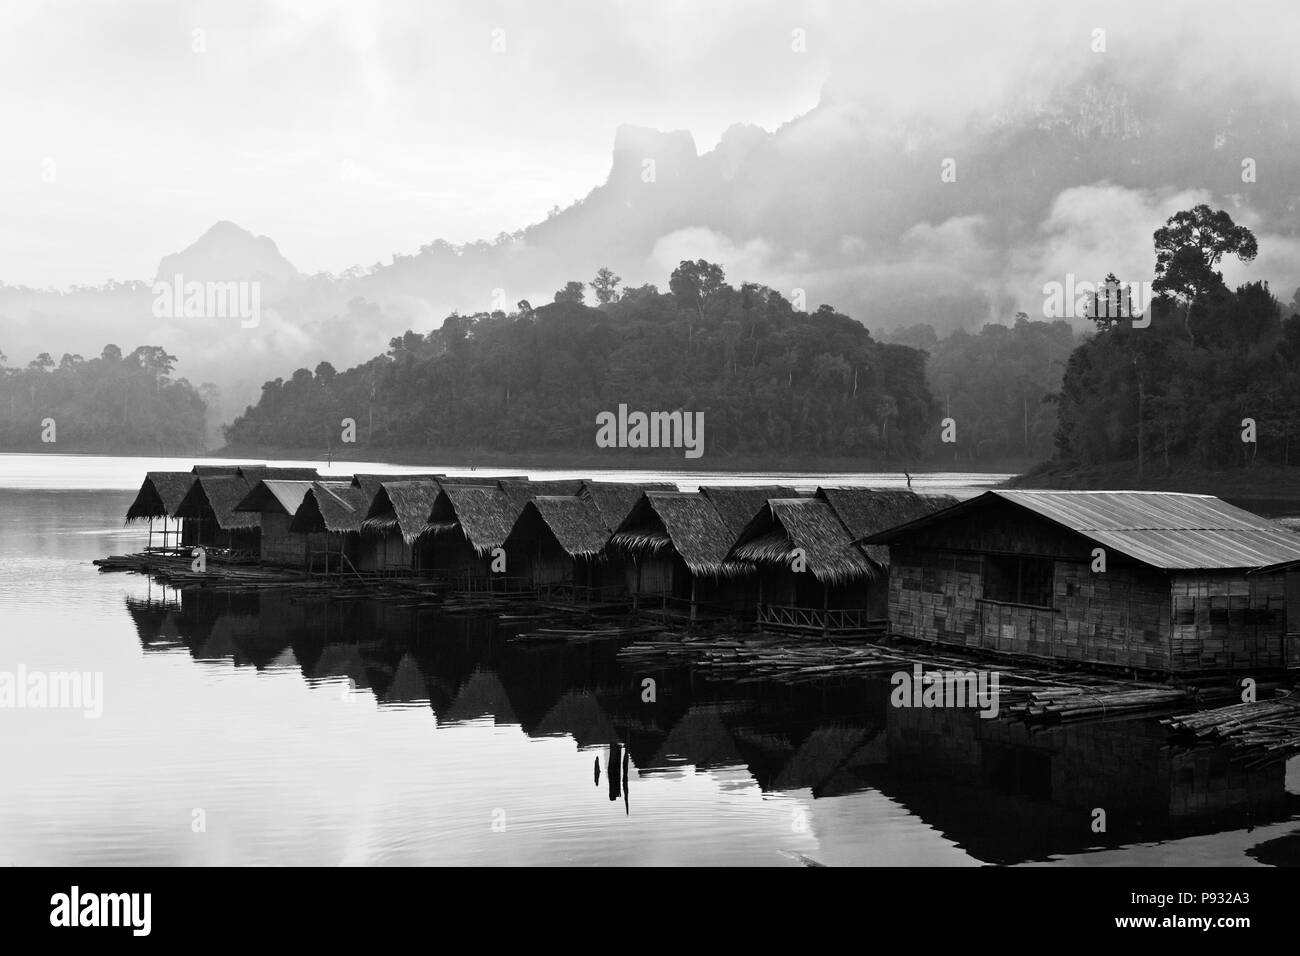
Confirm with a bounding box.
[512,624,664,644]
[1163,694,1300,767]
[615,635,1299,732]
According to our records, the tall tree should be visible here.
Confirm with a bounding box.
[589,267,622,307]
[1153,205,1258,346]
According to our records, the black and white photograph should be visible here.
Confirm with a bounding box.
[1,0,1297,924]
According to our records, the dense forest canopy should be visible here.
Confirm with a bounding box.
[7,206,1293,474]
[0,344,208,452]
[887,317,1080,463]
[224,263,941,462]
[1050,205,1300,474]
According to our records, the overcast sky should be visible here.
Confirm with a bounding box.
[2,0,1295,287]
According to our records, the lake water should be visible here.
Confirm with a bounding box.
[1,453,1298,866]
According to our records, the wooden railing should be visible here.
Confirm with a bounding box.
[449,573,536,596]
[537,582,628,604]
[757,604,881,634]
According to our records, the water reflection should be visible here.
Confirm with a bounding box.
[123,588,1300,865]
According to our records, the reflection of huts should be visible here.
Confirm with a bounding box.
[359,479,443,573]
[288,481,372,573]
[861,490,1300,673]
[381,653,429,705]
[310,643,370,690]
[609,491,754,621]
[442,670,519,726]
[125,471,195,551]
[533,691,619,749]
[503,496,612,593]
[648,703,747,770]
[173,474,262,552]
[233,479,317,566]
[771,724,882,795]
[729,497,881,635]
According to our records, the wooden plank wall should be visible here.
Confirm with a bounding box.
[889,546,1173,671]
[1169,573,1285,671]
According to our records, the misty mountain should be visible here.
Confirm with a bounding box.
[156,221,302,290]
[2,60,1298,427]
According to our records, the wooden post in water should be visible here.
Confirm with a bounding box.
[608,743,622,801]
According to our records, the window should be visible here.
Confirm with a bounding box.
[983,554,1054,607]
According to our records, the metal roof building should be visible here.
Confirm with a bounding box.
[859,489,1300,674]
[860,490,1300,571]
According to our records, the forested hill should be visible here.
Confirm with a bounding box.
[0,345,208,453]
[222,263,942,464]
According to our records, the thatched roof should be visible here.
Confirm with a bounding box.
[174,475,260,531]
[498,478,585,510]
[351,472,444,501]
[361,479,443,544]
[700,485,802,538]
[428,485,521,555]
[507,496,610,559]
[730,498,877,585]
[190,463,318,481]
[240,465,320,482]
[233,479,316,516]
[609,491,751,578]
[125,471,195,521]
[817,487,959,564]
[579,480,677,531]
[289,481,370,534]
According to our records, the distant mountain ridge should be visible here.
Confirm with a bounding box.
[2,61,1298,431]
[155,221,301,285]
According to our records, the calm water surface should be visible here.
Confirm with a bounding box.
[1,454,1297,866]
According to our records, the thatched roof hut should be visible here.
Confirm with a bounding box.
[289,481,370,534]
[351,472,444,501]
[579,480,677,532]
[509,496,610,559]
[125,471,195,521]
[233,479,317,517]
[240,465,320,482]
[730,497,877,585]
[175,475,261,531]
[190,464,318,481]
[816,487,959,565]
[610,491,751,578]
[498,478,585,510]
[700,485,803,539]
[428,485,521,556]
[361,479,443,544]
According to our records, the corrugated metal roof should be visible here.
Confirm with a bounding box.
[998,491,1300,570]
[866,490,1300,571]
